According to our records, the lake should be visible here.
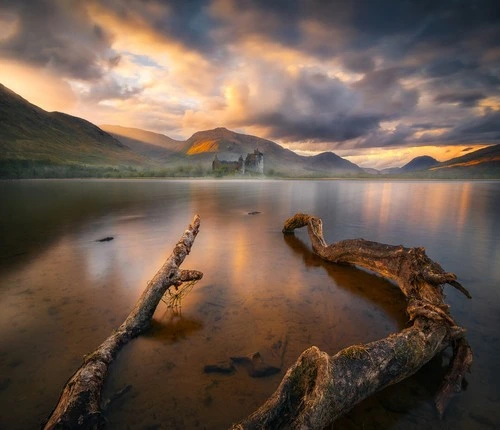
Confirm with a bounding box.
[0,179,499,429]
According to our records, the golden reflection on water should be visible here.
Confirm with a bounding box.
[359,181,478,242]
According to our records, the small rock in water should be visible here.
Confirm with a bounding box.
[230,352,261,365]
[231,352,281,378]
[248,211,261,215]
[248,365,281,378]
[203,361,236,374]
[96,236,114,242]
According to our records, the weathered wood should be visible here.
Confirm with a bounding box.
[44,215,202,429]
[234,213,471,429]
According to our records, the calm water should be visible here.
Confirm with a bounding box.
[0,179,499,429]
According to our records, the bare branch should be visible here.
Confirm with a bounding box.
[44,215,202,429]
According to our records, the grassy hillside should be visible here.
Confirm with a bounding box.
[0,84,149,177]
[100,124,190,162]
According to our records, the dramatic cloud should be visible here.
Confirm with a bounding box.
[0,0,118,80]
[0,0,499,167]
[434,91,486,108]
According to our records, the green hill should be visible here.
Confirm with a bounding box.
[0,83,148,177]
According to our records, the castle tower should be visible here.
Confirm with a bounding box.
[212,154,220,171]
[244,149,264,174]
[238,155,245,174]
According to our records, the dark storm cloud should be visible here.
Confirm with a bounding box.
[417,110,500,144]
[0,0,117,80]
[211,0,500,57]
[2,0,499,147]
[352,68,419,117]
[434,91,486,108]
[256,111,381,142]
[204,0,499,145]
[424,59,479,78]
[342,53,376,74]
[244,68,387,143]
[357,124,413,149]
[451,110,500,139]
[95,0,221,54]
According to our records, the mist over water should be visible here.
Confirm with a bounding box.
[0,179,499,429]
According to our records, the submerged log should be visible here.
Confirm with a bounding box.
[44,215,202,429]
[234,213,472,429]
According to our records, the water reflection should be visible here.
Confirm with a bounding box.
[0,180,499,429]
[283,234,407,331]
[358,181,477,244]
[147,314,204,344]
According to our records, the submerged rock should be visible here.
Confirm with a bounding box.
[96,236,114,242]
[230,352,261,365]
[248,211,261,215]
[231,352,281,378]
[203,361,236,374]
[248,365,281,378]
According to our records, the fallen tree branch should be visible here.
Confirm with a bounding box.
[44,215,202,429]
[233,213,472,429]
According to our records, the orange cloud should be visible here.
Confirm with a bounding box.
[0,59,76,112]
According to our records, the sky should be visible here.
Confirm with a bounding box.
[0,0,499,168]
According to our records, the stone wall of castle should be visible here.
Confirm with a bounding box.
[212,155,245,174]
[213,150,263,174]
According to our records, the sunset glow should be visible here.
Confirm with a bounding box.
[1,0,499,168]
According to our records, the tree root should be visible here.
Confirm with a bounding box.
[234,213,472,429]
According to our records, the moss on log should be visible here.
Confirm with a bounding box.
[233,213,472,429]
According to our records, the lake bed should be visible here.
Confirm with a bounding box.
[1,179,499,429]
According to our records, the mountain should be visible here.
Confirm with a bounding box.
[305,151,363,174]
[432,144,500,173]
[182,127,307,173]
[170,127,363,175]
[381,155,438,174]
[103,124,362,176]
[362,167,381,175]
[0,83,364,178]
[0,83,146,173]
[380,146,500,177]
[100,124,189,161]
[401,155,439,172]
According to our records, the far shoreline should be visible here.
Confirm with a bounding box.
[2,176,499,182]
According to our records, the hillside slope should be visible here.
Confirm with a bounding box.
[401,155,439,172]
[100,124,189,162]
[305,151,363,174]
[434,144,500,169]
[0,84,146,169]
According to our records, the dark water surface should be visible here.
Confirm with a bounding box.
[0,179,499,429]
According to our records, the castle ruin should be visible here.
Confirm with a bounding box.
[212,149,264,174]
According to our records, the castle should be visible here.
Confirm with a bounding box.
[212,149,264,174]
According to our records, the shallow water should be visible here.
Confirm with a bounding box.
[0,179,499,429]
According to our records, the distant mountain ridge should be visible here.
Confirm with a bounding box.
[1,83,499,178]
[103,124,363,176]
[305,151,363,173]
[401,155,439,171]
[380,148,500,177]
[432,144,500,170]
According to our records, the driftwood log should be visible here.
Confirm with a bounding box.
[44,215,202,429]
[233,213,472,429]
